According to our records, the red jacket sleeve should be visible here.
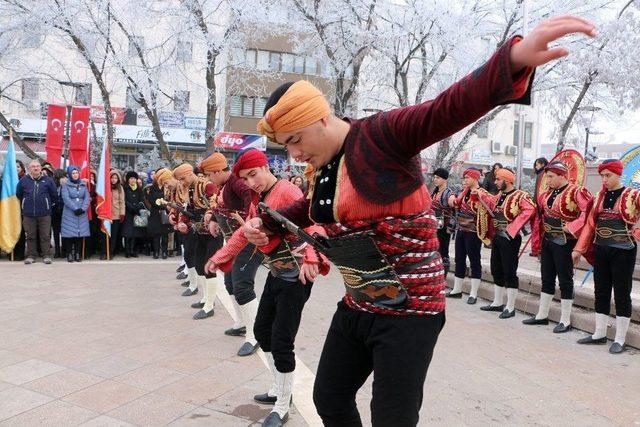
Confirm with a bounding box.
[384,36,534,158]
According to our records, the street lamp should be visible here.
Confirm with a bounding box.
[579,105,601,158]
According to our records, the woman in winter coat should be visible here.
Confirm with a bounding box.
[61,165,90,262]
[144,168,172,259]
[101,169,126,259]
[122,170,146,257]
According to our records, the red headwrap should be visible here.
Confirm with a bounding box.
[233,149,268,176]
[544,161,568,176]
[598,160,624,176]
[463,168,481,181]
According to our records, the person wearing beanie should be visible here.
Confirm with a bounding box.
[122,170,146,258]
[523,161,593,333]
[474,168,535,319]
[573,159,640,354]
[201,152,264,357]
[447,168,486,304]
[173,163,223,317]
[60,165,91,263]
[431,168,454,276]
[239,15,593,427]
[205,149,330,425]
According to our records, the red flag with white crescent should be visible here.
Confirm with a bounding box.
[68,106,90,170]
[45,104,66,168]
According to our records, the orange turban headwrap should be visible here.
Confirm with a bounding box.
[200,153,228,173]
[496,168,515,184]
[155,168,173,186]
[257,80,331,141]
[173,163,194,179]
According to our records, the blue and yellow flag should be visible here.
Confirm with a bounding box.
[0,137,22,253]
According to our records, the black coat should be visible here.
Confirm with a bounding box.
[122,184,146,238]
[145,184,171,236]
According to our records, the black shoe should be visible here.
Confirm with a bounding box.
[131,253,138,258]
[499,309,515,319]
[577,336,607,345]
[67,254,74,263]
[100,254,107,260]
[262,412,288,427]
[176,264,185,272]
[177,272,188,280]
[125,253,130,258]
[480,304,505,312]
[181,281,190,288]
[254,393,277,405]
[225,326,246,337]
[446,291,463,299]
[162,252,168,259]
[609,342,626,354]
[153,253,159,259]
[553,323,572,333]
[522,317,549,325]
[191,301,205,309]
[74,252,81,262]
[467,296,477,305]
[193,309,214,320]
[181,288,198,297]
[237,342,259,357]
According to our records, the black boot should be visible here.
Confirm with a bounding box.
[67,252,74,263]
[162,251,168,259]
[74,247,82,262]
[153,251,159,259]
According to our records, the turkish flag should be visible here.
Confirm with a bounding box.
[68,106,91,173]
[45,104,66,168]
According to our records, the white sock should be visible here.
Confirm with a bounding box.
[536,293,553,320]
[188,267,197,291]
[239,299,259,346]
[491,285,504,307]
[560,299,573,325]
[199,275,206,304]
[470,278,481,298]
[506,288,517,312]
[272,370,294,418]
[452,276,464,294]
[614,316,631,345]
[264,352,278,397]
[231,298,245,329]
[202,277,218,313]
[593,313,608,339]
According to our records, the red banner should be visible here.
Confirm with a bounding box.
[45,104,66,168]
[68,106,90,171]
[91,106,126,124]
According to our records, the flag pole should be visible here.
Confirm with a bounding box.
[106,235,110,260]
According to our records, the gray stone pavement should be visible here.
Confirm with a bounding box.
[1,258,639,426]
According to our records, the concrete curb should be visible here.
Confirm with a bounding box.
[446,275,640,351]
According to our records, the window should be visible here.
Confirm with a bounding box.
[306,57,319,75]
[254,97,267,117]
[513,120,519,146]
[476,120,488,139]
[245,49,257,67]
[126,87,140,109]
[174,90,190,112]
[229,95,242,116]
[74,83,92,106]
[176,40,193,62]
[281,53,295,73]
[524,122,533,148]
[269,52,281,71]
[294,55,305,73]
[21,78,39,100]
[242,97,254,116]
[128,36,144,57]
[257,50,269,70]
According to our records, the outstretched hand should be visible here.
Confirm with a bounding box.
[510,15,596,72]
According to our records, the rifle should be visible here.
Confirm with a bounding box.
[258,202,331,252]
[156,198,195,219]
